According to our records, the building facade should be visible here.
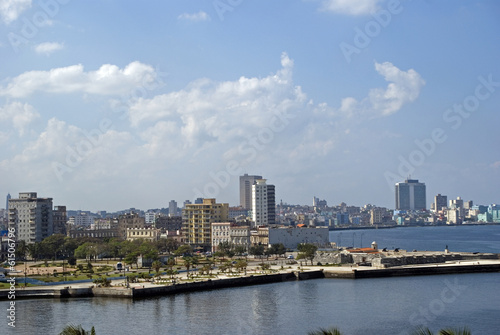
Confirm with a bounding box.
[8,192,53,244]
[53,206,67,235]
[240,174,262,209]
[182,198,229,250]
[433,194,448,212]
[251,179,275,227]
[395,179,426,210]
[118,212,145,240]
[211,222,231,252]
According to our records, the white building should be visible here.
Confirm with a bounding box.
[8,192,53,244]
[73,213,95,227]
[145,211,157,224]
[230,225,250,250]
[126,227,160,242]
[251,179,275,227]
[211,222,231,252]
[268,226,330,249]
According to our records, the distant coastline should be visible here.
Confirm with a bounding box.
[328,222,500,231]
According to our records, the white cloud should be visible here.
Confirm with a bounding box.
[178,11,210,22]
[321,0,382,16]
[34,42,64,55]
[0,101,39,135]
[0,61,158,97]
[0,54,426,209]
[339,61,425,117]
[0,0,31,24]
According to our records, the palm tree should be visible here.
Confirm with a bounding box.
[412,327,471,335]
[151,260,163,274]
[307,327,343,335]
[59,324,96,335]
[183,256,193,279]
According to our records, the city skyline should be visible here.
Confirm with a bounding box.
[0,1,499,211]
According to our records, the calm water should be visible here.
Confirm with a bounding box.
[330,225,500,253]
[5,226,500,335]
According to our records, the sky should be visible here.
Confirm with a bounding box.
[0,0,499,212]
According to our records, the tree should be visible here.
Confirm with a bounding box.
[308,327,343,335]
[59,324,96,335]
[124,251,139,269]
[183,256,195,278]
[233,245,247,256]
[175,245,193,257]
[249,245,265,257]
[152,260,163,274]
[234,259,248,275]
[297,243,318,265]
[411,327,471,335]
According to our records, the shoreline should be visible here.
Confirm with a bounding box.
[1,260,499,301]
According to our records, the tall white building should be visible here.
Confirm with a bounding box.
[251,179,275,227]
[8,192,53,244]
[240,174,262,210]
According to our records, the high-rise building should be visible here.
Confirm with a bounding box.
[395,179,426,210]
[433,194,448,212]
[53,206,67,235]
[8,192,53,244]
[240,174,262,210]
[182,198,229,250]
[169,200,178,217]
[6,193,11,211]
[251,179,276,226]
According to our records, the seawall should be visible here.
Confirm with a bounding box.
[324,263,500,279]
[0,272,301,300]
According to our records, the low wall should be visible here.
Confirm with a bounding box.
[323,263,500,279]
[130,272,296,298]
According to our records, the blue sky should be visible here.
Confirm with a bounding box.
[0,0,499,211]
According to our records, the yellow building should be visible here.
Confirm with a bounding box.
[182,198,229,250]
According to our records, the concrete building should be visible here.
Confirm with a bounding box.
[268,226,330,249]
[433,194,448,212]
[169,200,178,217]
[72,213,95,227]
[447,209,461,224]
[154,215,182,231]
[395,179,426,210]
[251,179,275,227]
[8,192,53,244]
[118,212,145,240]
[250,226,269,247]
[211,222,231,252]
[229,206,249,219]
[370,208,383,225]
[230,225,250,250]
[126,227,160,242]
[52,206,67,235]
[6,193,11,212]
[182,198,229,250]
[240,174,262,209]
[145,211,157,225]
